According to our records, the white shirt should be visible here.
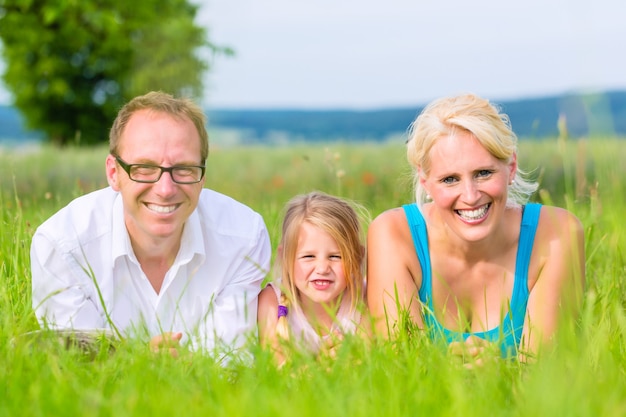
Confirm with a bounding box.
[31,187,271,355]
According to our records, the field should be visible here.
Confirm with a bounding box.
[1,137,625,416]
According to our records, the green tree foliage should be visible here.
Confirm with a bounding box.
[0,0,229,146]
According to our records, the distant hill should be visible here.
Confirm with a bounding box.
[207,90,626,143]
[2,90,625,145]
[0,106,43,143]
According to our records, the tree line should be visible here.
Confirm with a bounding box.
[207,90,626,143]
[1,2,624,145]
[3,90,625,144]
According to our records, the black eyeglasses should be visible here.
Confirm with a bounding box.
[113,155,205,184]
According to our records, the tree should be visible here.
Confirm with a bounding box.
[0,0,230,146]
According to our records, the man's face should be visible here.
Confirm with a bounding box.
[106,109,205,247]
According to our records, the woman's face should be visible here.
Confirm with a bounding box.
[420,130,516,242]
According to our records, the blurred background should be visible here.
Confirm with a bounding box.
[1,0,625,146]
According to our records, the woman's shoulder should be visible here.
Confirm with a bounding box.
[367,206,421,278]
[536,205,584,236]
[531,205,584,263]
[369,207,409,233]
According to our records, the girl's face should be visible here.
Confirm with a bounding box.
[292,221,348,309]
[420,130,516,242]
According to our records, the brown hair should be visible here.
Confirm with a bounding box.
[109,91,209,162]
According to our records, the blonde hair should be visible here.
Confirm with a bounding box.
[275,191,366,340]
[109,91,209,163]
[406,93,538,207]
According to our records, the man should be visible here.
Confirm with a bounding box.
[31,91,271,358]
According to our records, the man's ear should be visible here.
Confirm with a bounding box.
[106,154,120,191]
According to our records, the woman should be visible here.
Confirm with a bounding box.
[367,93,585,363]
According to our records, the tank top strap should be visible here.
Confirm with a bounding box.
[509,203,542,327]
[514,203,541,283]
[402,204,431,305]
[401,202,543,357]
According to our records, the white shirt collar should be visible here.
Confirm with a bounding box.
[110,192,206,266]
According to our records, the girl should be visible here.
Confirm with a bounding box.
[258,191,367,365]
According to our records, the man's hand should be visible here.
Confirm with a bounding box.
[149,332,183,358]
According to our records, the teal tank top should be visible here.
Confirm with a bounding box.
[402,203,541,358]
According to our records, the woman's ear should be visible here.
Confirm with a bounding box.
[418,167,430,195]
[509,153,518,183]
[418,166,426,183]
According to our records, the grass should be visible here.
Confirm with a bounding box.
[0,137,625,416]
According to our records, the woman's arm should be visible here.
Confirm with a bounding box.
[366,209,423,339]
[522,206,586,359]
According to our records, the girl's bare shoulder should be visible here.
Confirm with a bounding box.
[258,285,279,323]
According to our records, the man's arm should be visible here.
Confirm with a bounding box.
[191,222,272,355]
[31,232,105,330]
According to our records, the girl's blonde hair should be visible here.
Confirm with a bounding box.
[275,191,366,340]
[406,93,538,208]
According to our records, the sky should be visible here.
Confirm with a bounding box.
[1,0,625,110]
[195,0,626,110]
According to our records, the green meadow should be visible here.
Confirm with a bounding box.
[0,137,624,416]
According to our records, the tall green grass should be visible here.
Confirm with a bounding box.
[0,138,624,416]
